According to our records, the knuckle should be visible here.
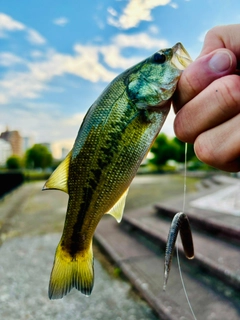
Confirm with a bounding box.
[174,114,194,143]
[184,72,202,97]
[194,135,217,166]
[217,75,240,114]
[205,26,223,42]
[194,133,238,172]
[204,29,215,42]
[173,116,185,141]
[178,62,205,104]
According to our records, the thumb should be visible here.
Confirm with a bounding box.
[173,48,236,113]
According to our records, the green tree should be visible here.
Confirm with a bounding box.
[150,133,177,169]
[25,144,53,169]
[172,137,196,163]
[6,155,22,169]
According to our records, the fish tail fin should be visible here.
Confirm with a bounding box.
[48,241,94,299]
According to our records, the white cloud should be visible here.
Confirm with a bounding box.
[107,7,118,17]
[148,25,159,35]
[101,33,169,69]
[0,32,169,104]
[26,29,46,45]
[0,52,24,66]
[100,45,139,69]
[71,45,117,81]
[0,12,46,45]
[0,94,8,104]
[0,71,48,100]
[30,50,44,58]
[62,113,85,127]
[0,13,25,37]
[108,0,171,29]
[0,47,117,103]
[113,32,168,49]
[170,2,178,9]
[53,17,69,27]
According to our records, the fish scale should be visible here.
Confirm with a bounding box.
[43,42,192,299]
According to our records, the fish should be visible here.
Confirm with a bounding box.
[43,42,192,299]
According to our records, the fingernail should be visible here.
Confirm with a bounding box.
[209,51,232,73]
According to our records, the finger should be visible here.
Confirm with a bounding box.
[174,74,240,143]
[194,113,240,172]
[200,24,240,61]
[172,49,236,112]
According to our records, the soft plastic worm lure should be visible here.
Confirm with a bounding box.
[164,212,194,290]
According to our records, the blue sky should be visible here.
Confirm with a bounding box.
[1,0,240,157]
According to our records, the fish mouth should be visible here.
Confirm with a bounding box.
[171,42,192,70]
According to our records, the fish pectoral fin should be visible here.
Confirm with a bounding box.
[42,150,72,194]
[49,241,94,299]
[106,188,129,223]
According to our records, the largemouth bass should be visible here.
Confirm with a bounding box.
[43,42,192,299]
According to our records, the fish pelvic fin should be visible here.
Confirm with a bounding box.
[106,187,129,223]
[48,241,94,299]
[42,150,72,193]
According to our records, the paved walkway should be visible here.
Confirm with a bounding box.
[0,182,157,320]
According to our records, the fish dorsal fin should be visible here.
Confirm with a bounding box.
[106,188,129,223]
[42,150,72,194]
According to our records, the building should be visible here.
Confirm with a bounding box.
[0,139,12,165]
[22,136,34,153]
[0,129,23,156]
[61,147,69,159]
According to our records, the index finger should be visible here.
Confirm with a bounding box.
[200,24,240,60]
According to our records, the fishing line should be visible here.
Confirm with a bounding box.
[182,142,187,213]
[176,142,197,320]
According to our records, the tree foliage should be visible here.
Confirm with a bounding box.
[172,137,196,163]
[25,144,53,169]
[150,134,196,170]
[6,155,22,169]
[150,133,176,168]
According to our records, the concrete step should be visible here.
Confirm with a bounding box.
[95,214,240,320]
[122,206,240,291]
[155,203,240,244]
[154,182,240,244]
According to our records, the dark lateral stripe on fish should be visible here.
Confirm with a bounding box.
[67,106,141,255]
[66,107,156,256]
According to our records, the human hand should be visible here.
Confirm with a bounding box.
[173,24,240,172]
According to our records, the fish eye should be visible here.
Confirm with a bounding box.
[153,52,166,64]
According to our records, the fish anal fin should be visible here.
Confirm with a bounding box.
[42,150,72,194]
[48,240,94,299]
[106,188,129,223]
